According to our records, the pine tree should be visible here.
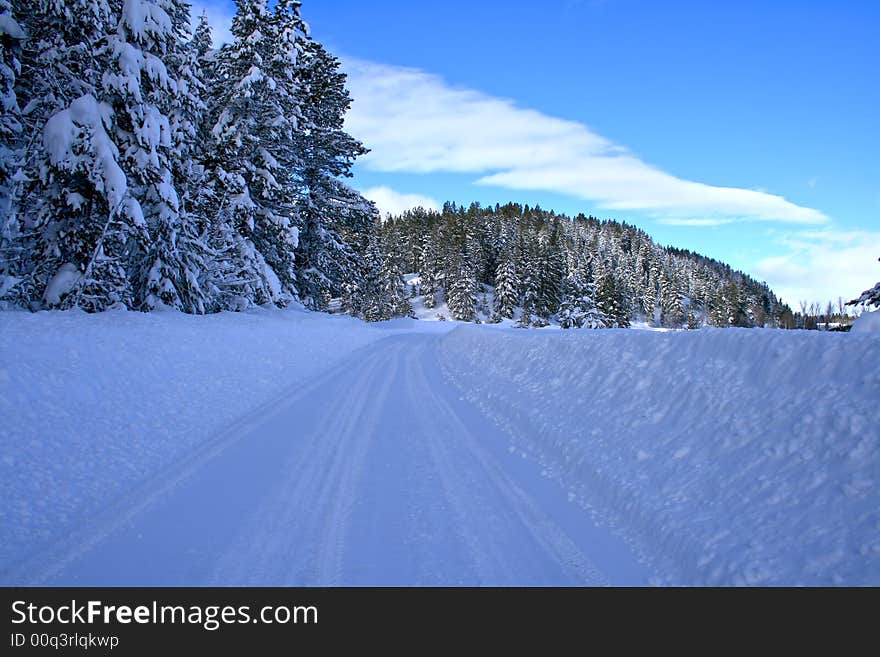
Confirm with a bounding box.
[596,273,629,328]
[492,254,519,319]
[0,0,24,212]
[419,232,441,310]
[379,248,411,319]
[534,228,564,322]
[644,259,659,325]
[192,11,213,59]
[119,0,210,313]
[713,281,750,327]
[558,272,607,329]
[659,270,684,328]
[2,0,118,308]
[359,230,387,322]
[517,277,538,328]
[342,216,408,322]
[206,0,301,308]
[447,258,476,321]
[294,39,371,310]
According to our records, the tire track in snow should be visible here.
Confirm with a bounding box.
[11,332,625,585]
[403,347,512,584]
[3,336,403,586]
[405,340,607,586]
[309,346,401,585]
[210,347,401,585]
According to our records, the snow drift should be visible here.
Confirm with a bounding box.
[851,310,880,335]
[438,325,880,585]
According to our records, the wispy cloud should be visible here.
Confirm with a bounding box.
[657,218,737,227]
[362,186,440,217]
[753,229,880,306]
[343,59,829,226]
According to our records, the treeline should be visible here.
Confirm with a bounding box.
[792,300,854,331]
[379,202,793,329]
[0,0,390,316]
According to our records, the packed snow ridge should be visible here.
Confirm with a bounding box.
[439,324,879,585]
[0,308,877,586]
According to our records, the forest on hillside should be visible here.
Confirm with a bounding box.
[375,203,794,329]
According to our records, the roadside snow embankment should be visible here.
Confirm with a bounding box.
[0,307,412,570]
[438,326,880,585]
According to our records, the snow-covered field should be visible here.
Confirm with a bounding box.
[1,308,877,585]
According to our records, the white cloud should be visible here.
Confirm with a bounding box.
[753,229,880,307]
[343,59,829,226]
[362,186,440,217]
[658,218,736,227]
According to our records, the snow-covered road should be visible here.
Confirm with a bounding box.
[3,310,876,586]
[10,333,650,586]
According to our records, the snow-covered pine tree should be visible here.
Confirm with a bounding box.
[419,231,442,310]
[659,270,685,327]
[353,219,408,322]
[120,0,211,313]
[0,0,24,306]
[596,272,629,328]
[379,240,411,319]
[206,0,302,308]
[293,39,371,311]
[190,10,217,166]
[517,278,538,328]
[20,0,165,311]
[192,11,213,59]
[358,230,386,322]
[446,257,476,321]
[2,0,113,308]
[712,281,749,327]
[643,258,659,325]
[492,253,519,320]
[558,272,607,329]
[0,0,23,213]
[336,196,379,317]
[534,228,564,323]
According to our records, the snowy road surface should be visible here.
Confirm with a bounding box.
[3,310,877,586]
[8,333,650,586]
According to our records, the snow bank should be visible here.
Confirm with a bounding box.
[0,307,403,570]
[438,326,880,585]
[851,310,880,335]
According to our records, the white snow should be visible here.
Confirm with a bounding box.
[438,325,880,585]
[851,310,880,335]
[0,307,418,572]
[43,94,128,210]
[121,0,173,44]
[42,263,80,306]
[0,12,24,40]
[1,309,877,586]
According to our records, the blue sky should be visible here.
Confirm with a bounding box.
[194,0,879,306]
